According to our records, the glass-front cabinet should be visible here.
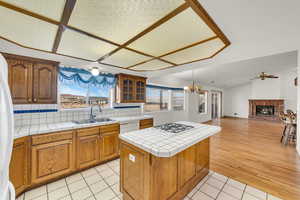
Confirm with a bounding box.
[116,74,146,103]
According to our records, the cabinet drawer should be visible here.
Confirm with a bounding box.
[100,123,120,134]
[77,127,100,137]
[139,118,153,129]
[32,130,74,145]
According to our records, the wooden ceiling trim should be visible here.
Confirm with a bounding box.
[126,57,176,69]
[65,25,121,47]
[52,0,77,52]
[97,2,189,62]
[0,1,59,25]
[185,0,230,45]
[158,36,218,58]
[0,36,95,62]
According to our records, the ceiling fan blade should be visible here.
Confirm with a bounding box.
[266,75,279,79]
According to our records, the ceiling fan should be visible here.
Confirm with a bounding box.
[251,72,279,80]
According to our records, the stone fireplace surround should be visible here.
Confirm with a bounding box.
[249,99,284,121]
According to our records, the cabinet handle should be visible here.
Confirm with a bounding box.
[33,98,37,102]
[28,98,32,102]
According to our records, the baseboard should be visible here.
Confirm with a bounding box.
[223,115,248,119]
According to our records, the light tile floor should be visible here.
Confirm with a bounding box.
[16,159,283,200]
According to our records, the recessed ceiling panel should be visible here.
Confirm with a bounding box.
[57,29,118,61]
[0,6,58,51]
[68,0,184,44]
[162,38,225,64]
[102,49,151,68]
[1,0,66,21]
[128,8,216,56]
[130,59,172,71]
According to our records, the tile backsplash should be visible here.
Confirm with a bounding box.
[14,104,142,127]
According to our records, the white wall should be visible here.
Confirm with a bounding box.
[224,68,297,118]
[224,83,251,118]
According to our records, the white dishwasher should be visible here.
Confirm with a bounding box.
[120,120,140,134]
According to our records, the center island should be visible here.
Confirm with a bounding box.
[119,121,221,200]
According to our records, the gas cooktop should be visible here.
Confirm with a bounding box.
[154,123,194,133]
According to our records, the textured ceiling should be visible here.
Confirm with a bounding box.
[0,0,230,71]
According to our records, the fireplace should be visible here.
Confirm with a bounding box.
[256,105,275,116]
[249,99,284,121]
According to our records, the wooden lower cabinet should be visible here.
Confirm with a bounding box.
[77,127,100,169]
[196,138,209,173]
[10,123,121,196]
[120,138,210,200]
[179,145,197,188]
[139,118,153,129]
[31,139,75,185]
[9,136,30,196]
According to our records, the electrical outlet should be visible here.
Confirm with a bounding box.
[129,154,135,162]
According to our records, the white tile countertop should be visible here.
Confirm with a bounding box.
[14,115,152,139]
[119,121,221,157]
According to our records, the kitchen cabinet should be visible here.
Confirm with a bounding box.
[116,73,147,103]
[4,53,58,104]
[31,131,75,185]
[100,124,120,161]
[139,118,153,129]
[9,136,30,196]
[32,63,57,103]
[11,123,121,196]
[196,138,209,173]
[77,127,100,169]
[178,145,197,188]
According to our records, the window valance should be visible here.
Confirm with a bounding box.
[59,67,116,88]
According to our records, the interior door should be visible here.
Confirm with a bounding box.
[211,91,222,119]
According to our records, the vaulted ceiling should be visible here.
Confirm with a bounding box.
[0,0,230,71]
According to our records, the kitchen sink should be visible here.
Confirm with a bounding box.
[73,118,113,124]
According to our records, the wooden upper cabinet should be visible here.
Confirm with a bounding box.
[116,74,147,103]
[4,53,58,104]
[9,136,29,196]
[7,58,33,104]
[33,63,57,104]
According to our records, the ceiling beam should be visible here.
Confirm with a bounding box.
[185,0,230,46]
[52,0,77,52]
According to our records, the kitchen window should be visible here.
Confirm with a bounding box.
[59,67,115,109]
[199,91,208,114]
[144,86,169,112]
[172,90,184,111]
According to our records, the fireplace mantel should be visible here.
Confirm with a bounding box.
[249,99,284,121]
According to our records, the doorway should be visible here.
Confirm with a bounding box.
[211,91,222,119]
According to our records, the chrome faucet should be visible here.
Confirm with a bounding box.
[89,101,103,122]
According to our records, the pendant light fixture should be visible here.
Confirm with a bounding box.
[184,70,202,94]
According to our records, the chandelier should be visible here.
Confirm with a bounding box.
[184,71,202,94]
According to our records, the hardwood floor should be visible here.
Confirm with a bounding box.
[206,118,300,200]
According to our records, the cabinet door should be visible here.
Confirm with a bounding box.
[31,140,75,185]
[101,132,119,161]
[7,59,33,104]
[135,79,146,102]
[122,78,134,102]
[33,63,57,104]
[139,118,153,129]
[9,137,29,195]
[178,145,197,188]
[77,135,100,169]
[196,138,209,173]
